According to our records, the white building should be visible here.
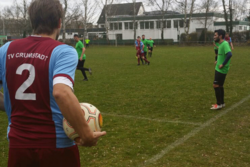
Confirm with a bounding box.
[97,2,250,42]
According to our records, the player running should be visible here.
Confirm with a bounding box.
[213,40,219,64]
[147,38,156,57]
[0,0,106,166]
[135,36,150,65]
[74,34,92,81]
[211,29,233,110]
[225,32,234,50]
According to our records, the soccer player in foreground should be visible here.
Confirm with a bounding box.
[211,29,233,110]
[0,0,106,166]
[135,36,150,65]
[74,34,92,81]
[148,38,156,57]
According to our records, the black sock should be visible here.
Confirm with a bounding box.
[220,87,224,104]
[214,87,222,105]
[141,58,144,63]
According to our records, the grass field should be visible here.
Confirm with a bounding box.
[0,45,250,167]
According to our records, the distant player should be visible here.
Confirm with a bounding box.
[225,32,234,50]
[135,36,150,65]
[0,0,106,166]
[85,38,90,48]
[148,38,156,57]
[141,35,149,60]
[211,29,233,110]
[74,34,92,81]
[213,40,219,64]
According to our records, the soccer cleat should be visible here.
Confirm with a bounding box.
[148,62,150,65]
[211,104,225,108]
[210,104,222,110]
[89,68,92,75]
[137,64,140,66]
[83,79,88,81]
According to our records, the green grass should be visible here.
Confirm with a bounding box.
[0,45,250,166]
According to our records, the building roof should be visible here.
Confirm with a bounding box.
[107,12,225,22]
[214,21,250,26]
[144,11,180,15]
[97,2,143,24]
[60,28,106,34]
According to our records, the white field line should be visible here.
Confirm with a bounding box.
[102,113,202,126]
[142,94,250,166]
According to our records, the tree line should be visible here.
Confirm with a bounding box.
[0,0,249,42]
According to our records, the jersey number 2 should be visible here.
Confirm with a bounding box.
[15,64,36,100]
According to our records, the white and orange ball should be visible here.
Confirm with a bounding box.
[63,103,103,140]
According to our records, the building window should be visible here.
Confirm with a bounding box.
[113,23,122,30]
[163,21,167,28]
[101,25,105,28]
[167,20,171,28]
[140,22,145,29]
[239,26,242,30]
[179,20,184,28]
[156,21,160,29]
[174,20,178,28]
[119,23,122,30]
[244,26,247,30]
[145,22,150,29]
[114,23,118,30]
[128,22,137,29]
[125,22,129,30]
[110,23,114,30]
[156,21,166,29]
[150,21,154,29]
[129,22,134,29]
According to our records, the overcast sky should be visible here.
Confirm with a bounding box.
[0,0,148,11]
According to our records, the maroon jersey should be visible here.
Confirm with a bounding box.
[0,36,78,148]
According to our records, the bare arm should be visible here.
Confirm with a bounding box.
[230,42,234,50]
[0,92,5,111]
[53,84,106,147]
[80,47,86,60]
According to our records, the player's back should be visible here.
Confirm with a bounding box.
[0,36,76,148]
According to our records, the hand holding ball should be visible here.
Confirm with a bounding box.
[63,103,103,141]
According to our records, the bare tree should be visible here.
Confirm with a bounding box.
[1,0,31,37]
[148,0,173,40]
[95,0,120,42]
[198,0,218,42]
[174,0,196,40]
[232,0,248,20]
[62,0,68,43]
[133,0,137,41]
[222,0,229,32]
[81,0,99,41]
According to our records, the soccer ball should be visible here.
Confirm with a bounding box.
[63,103,103,140]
